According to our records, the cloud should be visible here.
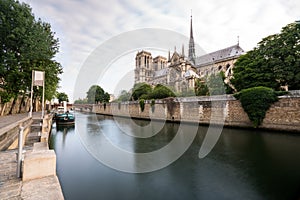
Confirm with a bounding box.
[21,0,300,101]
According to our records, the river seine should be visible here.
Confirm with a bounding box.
[50,112,300,200]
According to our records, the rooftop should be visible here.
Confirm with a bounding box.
[195,44,244,67]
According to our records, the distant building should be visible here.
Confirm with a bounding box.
[134,15,244,92]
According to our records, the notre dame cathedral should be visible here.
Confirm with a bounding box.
[134,15,245,92]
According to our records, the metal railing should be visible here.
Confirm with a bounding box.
[16,121,32,178]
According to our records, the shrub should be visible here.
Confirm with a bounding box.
[234,86,279,128]
[139,99,145,112]
[149,84,175,99]
[132,83,152,100]
[150,99,155,113]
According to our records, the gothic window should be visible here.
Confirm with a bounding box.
[218,66,222,71]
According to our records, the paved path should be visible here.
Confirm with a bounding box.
[0,148,64,200]
[0,113,64,200]
[0,112,42,129]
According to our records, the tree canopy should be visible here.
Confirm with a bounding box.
[117,90,131,102]
[149,84,175,99]
[131,83,152,100]
[86,85,110,104]
[232,21,300,91]
[57,92,69,103]
[0,0,62,103]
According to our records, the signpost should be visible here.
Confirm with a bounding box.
[29,70,45,118]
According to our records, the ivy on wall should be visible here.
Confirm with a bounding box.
[139,99,145,112]
[234,87,286,128]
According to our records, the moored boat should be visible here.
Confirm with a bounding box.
[54,102,75,125]
[55,111,75,125]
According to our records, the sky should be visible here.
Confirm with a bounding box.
[21,0,300,102]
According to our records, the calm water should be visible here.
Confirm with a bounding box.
[49,112,300,200]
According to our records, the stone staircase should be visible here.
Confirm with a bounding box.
[25,118,42,146]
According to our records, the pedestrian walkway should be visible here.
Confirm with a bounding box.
[0,112,64,200]
[0,112,42,129]
[0,147,64,200]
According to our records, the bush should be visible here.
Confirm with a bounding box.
[132,83,152,100]
[149,84,175,99]
[234,86,279,128]
[151,99,155,113]
[139,99,145,112]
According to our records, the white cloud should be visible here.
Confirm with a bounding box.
[21,0,299,101]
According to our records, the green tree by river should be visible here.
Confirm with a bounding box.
[0,0,62,113]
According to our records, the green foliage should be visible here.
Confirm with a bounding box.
[0,90,12,104]
[0,0,62,101]
[139,99,145,112]
[195,78,209,96]
[177,88,195,97]
[132,83,152,100]
[150,99,155,113]
[232,21,300,91]
[74,98,88,104]
[117,90,131,102]
[234,87,279,128]
[207,72,226,95]
[86,85,110,104]
[232,51,279,91]
[149,84,175,99]
[195,72,231,96]
[56,92,69,103]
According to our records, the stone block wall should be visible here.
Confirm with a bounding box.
[92,96,300,132]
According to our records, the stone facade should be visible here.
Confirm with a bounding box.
[92,96,300,132]
[134,15,244,92]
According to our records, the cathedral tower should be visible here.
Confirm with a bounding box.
[188,14,196,64]
[135,50,153,84]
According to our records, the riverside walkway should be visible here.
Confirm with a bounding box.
[0,112,64,200]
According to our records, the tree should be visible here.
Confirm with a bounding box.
[207,72,226,95]
[57,92,69,103]
[131,83,152,100]
[195,78,209,96]
[0,0,62,112]
[118,90,131,102]
[149,84,175,99]
[234,87,279,128]
[86,85,110,104]
[74,98,88,104]
[232,21,300,91]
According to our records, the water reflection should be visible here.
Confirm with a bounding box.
[50,113,300,200]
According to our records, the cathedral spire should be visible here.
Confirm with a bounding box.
[188,12,196,65]
[190,10,194,39]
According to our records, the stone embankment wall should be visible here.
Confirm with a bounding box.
[92,95,300,132]
[0,95,42,116]
[0,117,32,151]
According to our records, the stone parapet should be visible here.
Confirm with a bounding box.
[92,95,300,132]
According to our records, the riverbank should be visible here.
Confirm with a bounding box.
[0,147,64,200]
[0,112,64,200]
[92,94,300,132]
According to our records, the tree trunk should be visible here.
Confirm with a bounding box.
[1,103,7,116]
[18,95,25,113]
[9,97,16,114]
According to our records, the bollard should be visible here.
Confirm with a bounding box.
[17,126,24,178]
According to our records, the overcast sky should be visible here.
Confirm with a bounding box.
[22,0,299,101]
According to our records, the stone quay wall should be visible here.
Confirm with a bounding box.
[92,95,300,132]
[0,117,32,151]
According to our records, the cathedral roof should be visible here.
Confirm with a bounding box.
[184,69,200,79]
[195,44,244,67]
[154,68,169,77]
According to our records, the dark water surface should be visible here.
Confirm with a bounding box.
[49,112,300,200]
